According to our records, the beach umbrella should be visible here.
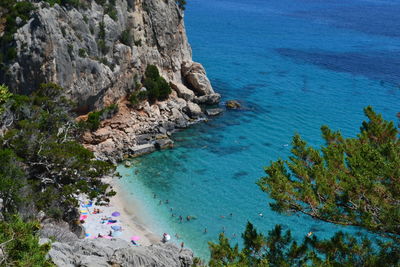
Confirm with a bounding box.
[111,225,122,231]
[131,236,140,241]
[111,211,121,217]
[165,234,171,241]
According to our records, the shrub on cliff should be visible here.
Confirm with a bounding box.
[0,83,115,220]
[143,65,172,104]
[83,104,118,131]
[0,215,54,266]
[209,107,400,266]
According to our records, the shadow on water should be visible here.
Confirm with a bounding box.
[232,171,249,180]
[276,48,400,85]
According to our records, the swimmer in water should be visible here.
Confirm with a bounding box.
[307,232,313,237]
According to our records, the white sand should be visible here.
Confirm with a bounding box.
[78,178,160,246]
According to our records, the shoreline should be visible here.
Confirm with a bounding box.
[80,176,161,246]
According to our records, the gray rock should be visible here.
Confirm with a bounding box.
[48,238,194,267]
[2,0,195,110]
[170,82,195,101]
[155,138,174,150]
[182,61,215,96]
[194,93,221,105]
[129,143,155,157]
[206,108,223,116]
[183,102,203,119]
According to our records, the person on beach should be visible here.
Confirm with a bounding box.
[180,242,184,251]
[165,199,169,204]
[204,228,207,234]
[179,216,183,222]
[108,231,112,237]
[98,233,103,238]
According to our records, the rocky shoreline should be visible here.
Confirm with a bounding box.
[82,63,221,164]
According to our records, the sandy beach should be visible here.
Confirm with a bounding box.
[79,176,160,246]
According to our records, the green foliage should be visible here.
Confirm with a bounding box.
[142,65,172,103]
[209,107,400,266]
[78,48,87,58]
[209,223,400,267]
[0,149,24,214]
[129,91,147,107]
[0,1,35,64]
[0,84,12,114]
[258,106,400,238]
[176,0,187,10]
[0,215,54,266]
[105,5,118,21]
[81,104,119,131]
[97,21,109,54]
[0,83,115,218]
[120,29,132,46]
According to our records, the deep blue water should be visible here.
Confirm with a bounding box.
[117,0,400,259]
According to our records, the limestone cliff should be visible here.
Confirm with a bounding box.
[2,0,220,111]
[1,0,221,162]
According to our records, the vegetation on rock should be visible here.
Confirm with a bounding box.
[209,107,400,266]
[142,65,172,104]
[0,215,54,266]
[0,83,115,218]
[80,103,119,131]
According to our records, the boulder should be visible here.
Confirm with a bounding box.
[206,108,223,116]
[193,93,221,105]
[47,238,194,267]
[129,143,155,157]
[225,100,241,109]
[155,138,174,150]
[182,62,214,96]
[170,82,195,101]
[183,102,203,119]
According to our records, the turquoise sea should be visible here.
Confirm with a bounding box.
[117,0,400,259]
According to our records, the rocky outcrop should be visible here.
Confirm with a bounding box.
[46,238,193,267]
[2,0,222,161]
[81,91,211,163]
[2,0,218,112]
[225,100,241,109]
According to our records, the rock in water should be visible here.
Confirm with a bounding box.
[193,93,221,105]
[206,108,224,116]
[182,61,215,96]
[226,100,241,109]
[124,161,131,167]
[183,102,203,119]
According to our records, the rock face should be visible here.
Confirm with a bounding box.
[2,0,217,112]
[1,0,223,162]
[47,238,193,267]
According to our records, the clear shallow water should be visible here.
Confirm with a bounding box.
[118,0,400,259]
